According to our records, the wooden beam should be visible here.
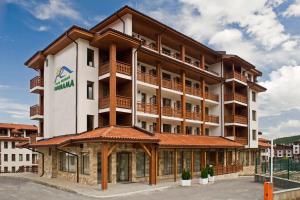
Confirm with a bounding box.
[109,43,117,126]
[200,54,205,69]
[149,145,157,185]
[181,45,185,62]
[174,149,178,182]
[101,142,109,190]
[181,70,186,134]
[156,34,161,53]
[107,143,117,156]
[156,64,162,133]
[191,150,194,178]
[139,144,151,157]
[201,79,206,135]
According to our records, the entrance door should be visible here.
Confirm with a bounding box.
[117,152,130,182]
[97,153,101,184]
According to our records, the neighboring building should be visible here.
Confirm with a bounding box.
[22,6,266,190]
[258,138,271,162]
[0,123,38,173]
[274,144,293,158]
[293,141,300,161]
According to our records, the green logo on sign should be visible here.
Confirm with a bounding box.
[54,66,74,91]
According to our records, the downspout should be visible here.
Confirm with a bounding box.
[26,148,44,177]
[133,44,142,127]
[56,147,79,183]
[221,58,224,137]
[116,14,125,34]
[66,33,79,134]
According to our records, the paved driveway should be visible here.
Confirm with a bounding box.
[0,176,263,200]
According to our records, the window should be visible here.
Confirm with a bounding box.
[87,115,94,131]
[163,151,173,175]
[4,141,8,149]
[11,142,15,149]
[252,92,256,102]
[87,48,94,67]
[163,124,172,133]
[141,93,146,103]
[136,152,147,177]
[87,81,94,99]
[162,98,171,107]
[176,125,181,134]
[150,123,157,133]
[195,127,200,135]
[4,167,8,173]
[140,65,146,73]
[4,154,8,162]
[81,153,90,175]
[141,121,146,130]
[252,130,257,140]
[12,167,15,173]
[186,126,192,135]
[0,129,8,136]
[12,154,15,162]
[59,152,76,172]
[205,128,209,136]
[19,154,23,162]
[162,72,171,80]
[186,103,192,112]
[194,151,201,172]
[26,154,30,161]
[252,110,257,121]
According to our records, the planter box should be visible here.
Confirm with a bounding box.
[209,176,215,182]
[199,178,208,184]
[181,179,192,186]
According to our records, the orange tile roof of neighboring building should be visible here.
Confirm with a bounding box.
[157,134,244,148]
[0,123,37,131]
[0,137,29,141]
[258,141,271,148]
[29,135,76,147]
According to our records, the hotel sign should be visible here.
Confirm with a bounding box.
[54,66,74,91]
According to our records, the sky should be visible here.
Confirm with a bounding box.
[0,0,300,139]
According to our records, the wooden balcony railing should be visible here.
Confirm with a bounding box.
[162,106,182,118]
[225,71,247,83]
[205,115,219,123]
[224,93,247,104]
[30,76,43,89]
[30,105,43,117]
[205,92,219,102]
[214,164,243,176]
[99,61,131,76]
[99,96,132,109]
[205,68,219,76]
[137,102,158,114]
[186,111,202,121]
[162,79,182,92]
[137,71,158,86]
[225,115,248,124]
[235,137,248,145]
[185,85,201,97]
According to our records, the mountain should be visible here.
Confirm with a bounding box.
[274,135,300,145]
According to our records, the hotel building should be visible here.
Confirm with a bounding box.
[22,6,266,189]
[0,123,38,173]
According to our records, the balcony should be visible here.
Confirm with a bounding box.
[137,102,158,115]
[162,79,182,92]
[132,32,157,51]
[30,76,43,93]
[205,92,219,102]
[99,61,131,77]
[162,106,182,118]
[30,105,43,120]
[225,71,247,83]
[205,115,219,124]
[225,115,248,125]
[186,111,202,121]
[99,96,132,110]
[235,137,248,145]
[224,93,247,104]
[137,71,158,86]
[161,47,180,60]
[185,85,201,97]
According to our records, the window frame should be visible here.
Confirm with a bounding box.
[87,48,94,67]
[87,81,94,100]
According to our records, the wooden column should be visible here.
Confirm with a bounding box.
[156,64,162,133]
[174,149,178,182]
[191,150,194,178]
[201,79,206,135]
[181,45,185,62]
[200,54,205,69]
[109,43,117,126]
[156,34,162,53]
[224,149,227,167]
[235,148,238,165]
[232,63,236,137]
[101,142,109,190]
[216,151,219,166]
[149,145,157,185]
[181,71,186,134]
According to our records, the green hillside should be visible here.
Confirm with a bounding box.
[274,135,300,145]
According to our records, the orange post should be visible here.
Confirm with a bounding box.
[264,182,273,200]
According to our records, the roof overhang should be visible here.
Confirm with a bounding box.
[248,81,267,92]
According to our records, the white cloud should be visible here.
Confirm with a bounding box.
[0,98,29,120]
[283,0,300,17]
[0,84,11,89]
[259,65,300,117]
[35,25,50,32]
[264,120,300,139]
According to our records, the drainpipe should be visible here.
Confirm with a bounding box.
[116,14,125,34]
[56,147,79,183]
[221,58,224,137]
[66,32,79,134]
[26,148,44,177]
[133,44,142,127]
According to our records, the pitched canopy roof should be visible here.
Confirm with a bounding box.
[0,123,37,131]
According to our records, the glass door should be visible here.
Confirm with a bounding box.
[117,152,130,182]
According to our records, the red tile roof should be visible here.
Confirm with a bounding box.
[0,123,37,131]
[157,134,244,148]
[0,137,29,141]
[258,138,271,149]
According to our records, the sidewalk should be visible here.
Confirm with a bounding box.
[0,173,173,198]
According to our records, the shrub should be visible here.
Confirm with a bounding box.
[200,167,208,179]
[181,169,191,180]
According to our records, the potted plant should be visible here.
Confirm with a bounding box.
[199,167,209,184]
[208,165,215,182]
[181,169,192,186]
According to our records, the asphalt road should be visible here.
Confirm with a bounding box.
[0,176,263,200]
